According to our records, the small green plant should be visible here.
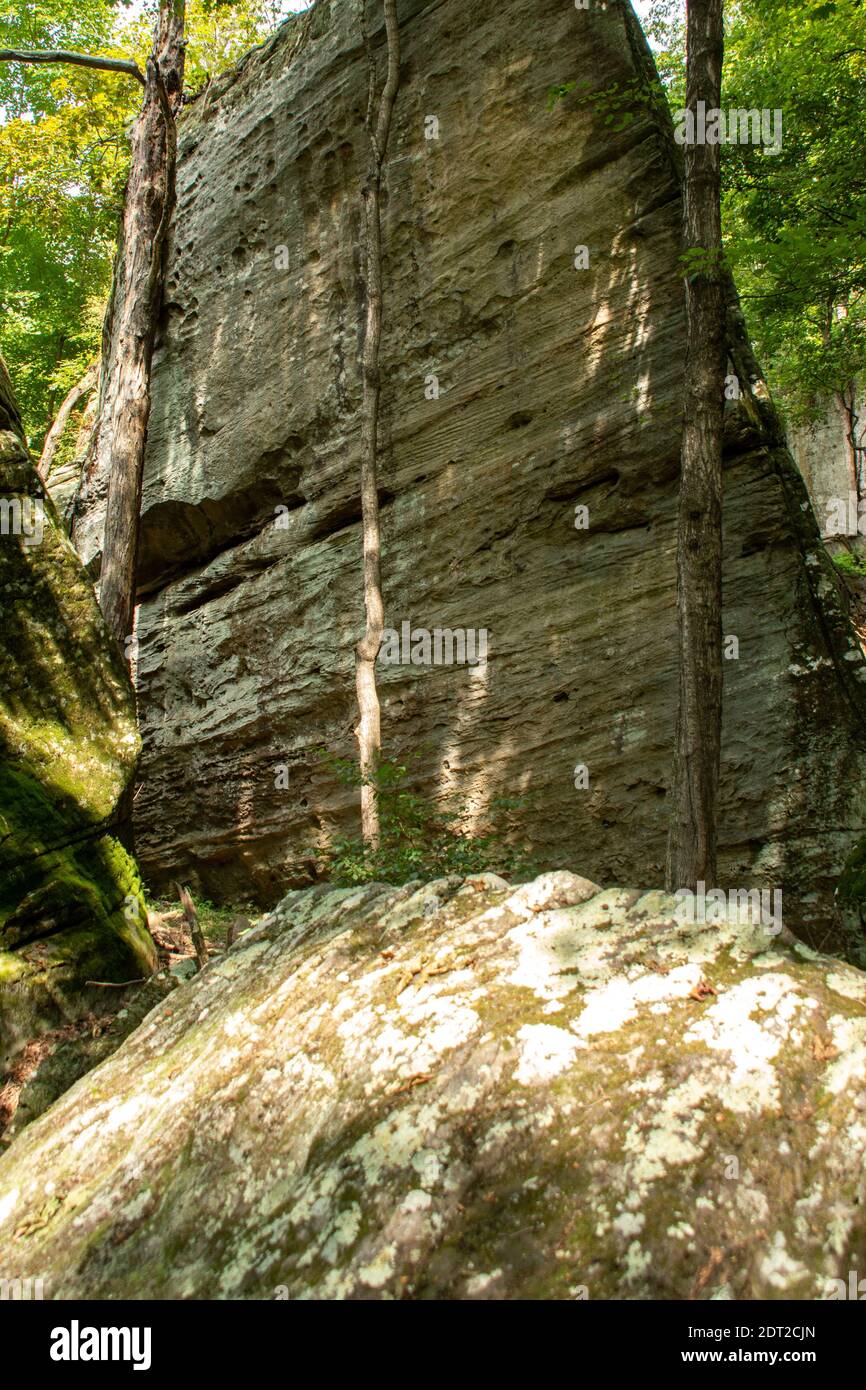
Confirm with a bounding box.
[832,550,866,580]
[547,82,576,110]
[547,76,668,131]
[307,751,538,887]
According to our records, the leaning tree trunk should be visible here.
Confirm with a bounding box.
[666,0,726,892]
[38,361,97,481]
[97,0,185,648]
[355,0,400,849]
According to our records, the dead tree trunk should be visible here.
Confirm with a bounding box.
[355,0,400,849]
[666,0,727,892]
[97,0,185,648]
[176,883,208,973]
[38,361,98,481]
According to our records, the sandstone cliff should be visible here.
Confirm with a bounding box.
[67,0,866,940]
[2,870,865,1299]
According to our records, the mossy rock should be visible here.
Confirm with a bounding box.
[0,357,155,1069]
[3,872,866,1300]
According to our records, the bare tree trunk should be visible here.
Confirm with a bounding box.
[666,0,726,892]
[97,0,185,648]
[176,883,208,973]
[355,0,400,849]
[38,361,98,481]
[835,385,860,501]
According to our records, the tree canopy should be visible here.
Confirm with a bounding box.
[0,0,306,442]
[643,0,866,426]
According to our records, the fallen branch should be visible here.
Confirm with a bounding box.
[84,977,149,988]
[390,1071,434,1097]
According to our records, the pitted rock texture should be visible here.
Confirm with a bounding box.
[0,356,155,1072]
[69,0,866,932]
[2,870,866,1300]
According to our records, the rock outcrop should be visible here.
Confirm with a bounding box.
[2,870,865,1300]
[66,0,866,940]
[0,356,155,1073]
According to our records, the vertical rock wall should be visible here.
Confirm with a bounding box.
[69,0,866,941]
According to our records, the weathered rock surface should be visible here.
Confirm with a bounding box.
[67,0,866,938]
[788,390,866,541]
[0,356,155,1072]
[2,870,866,1300]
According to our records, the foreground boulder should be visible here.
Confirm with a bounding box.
[1,871,865,1299]
[0,356,155,1072]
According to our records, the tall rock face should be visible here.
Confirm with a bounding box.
[71,0,866,940]
[788,390,866,541]
[0,357,155,1072]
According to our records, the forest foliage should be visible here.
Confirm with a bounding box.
[0,0,303,440]
[644,0,866,424]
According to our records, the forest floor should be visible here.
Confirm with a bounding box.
[0,896,253,1146]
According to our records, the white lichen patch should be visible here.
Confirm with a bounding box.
[735,1185,770,1224]
[505,912,608,1003]
[759,1231,811,1291]
[613,1209,645,1237]
[465,1269,503,1295]
[346,1106,441,1189]
[824,1015,866,1093]
[358,1244,397,1289]
[399,1188,432,1213]
[318,1204,363,1266]
[503,872,600,915]
[683,974,810,1115]
[624,1240,652,1282]
[826,971,866,1003]
[573,965,704,1038]
[514,1024,580,1084]
[622,1074,710,1187]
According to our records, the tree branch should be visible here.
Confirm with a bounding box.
[0,49,146,86]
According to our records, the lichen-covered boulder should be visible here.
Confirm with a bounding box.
[0,356,155,1071]
[2,870,865,1300]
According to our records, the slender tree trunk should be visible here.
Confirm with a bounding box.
[97,0,185,648]
[835,385,860,501]
[666,0,726,892]
[355,0,400,849]
[38,361,98,481]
